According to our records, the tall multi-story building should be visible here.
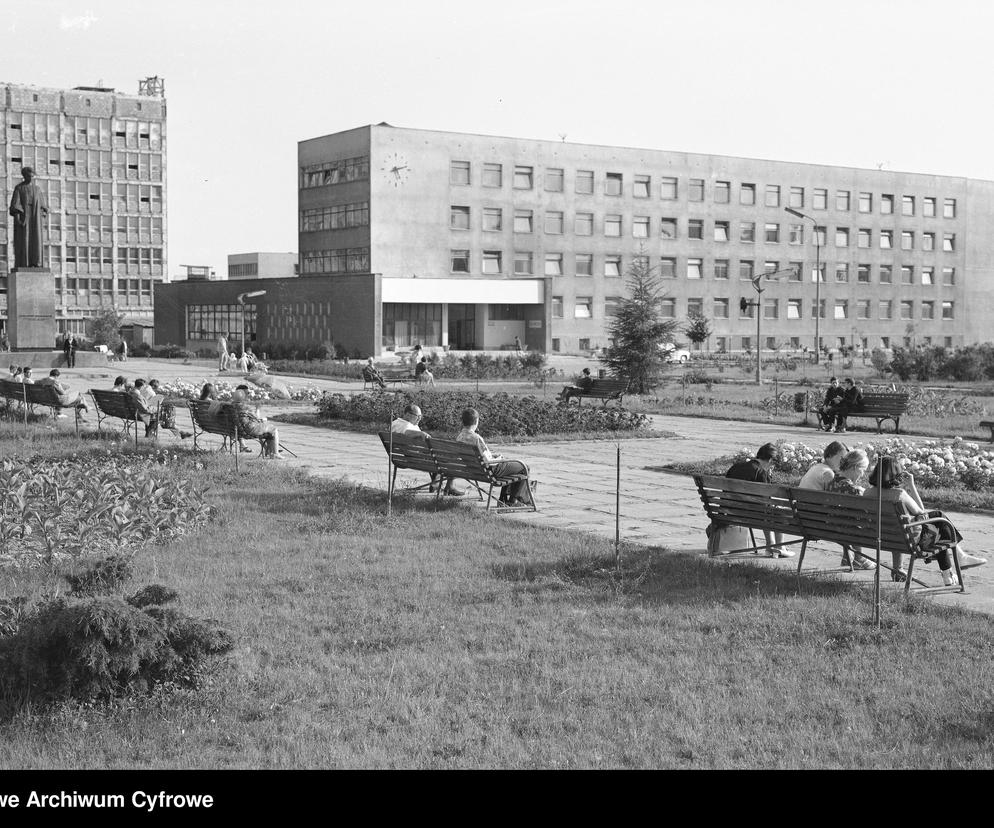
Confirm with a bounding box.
[296,124,994,356]
[0,77,167,340]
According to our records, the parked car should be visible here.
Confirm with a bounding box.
[659,343,690,363]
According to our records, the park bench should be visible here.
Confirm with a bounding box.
[188,400,295,470]
[378,430,438,497]
[0,379,82,433]
[811,391,910,433]
[562,378,629,406]
[362,366,412,390]
[980,420,994,442]
[89,389,154,448]
[429,436,537,514]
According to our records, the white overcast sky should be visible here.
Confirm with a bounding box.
[4,0,994,275]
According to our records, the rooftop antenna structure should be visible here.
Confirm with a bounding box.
[558,133,567,142]
[138,76,165,97]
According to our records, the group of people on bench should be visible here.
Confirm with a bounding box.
[198,382,283,458]
[111,375,190,440]
[390,403,535,506]
[816,376,862,433]
[8,365,91,420]
[727,440,987,586]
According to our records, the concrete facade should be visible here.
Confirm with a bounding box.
[0,79,167,342]
[227,251,298,280]
[299,124,994,355]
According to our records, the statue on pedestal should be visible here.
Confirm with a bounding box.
[8,167,48,269]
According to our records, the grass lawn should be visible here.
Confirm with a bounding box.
[2,429,994,768]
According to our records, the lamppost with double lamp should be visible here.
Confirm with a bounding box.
[739,267,796,384]
[237,290,266,355]
[784,207,822,364]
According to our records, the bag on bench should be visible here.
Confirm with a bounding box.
[706,522,752,556]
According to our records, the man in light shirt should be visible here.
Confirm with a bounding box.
[390,403,462,495]
[797,441,847,490]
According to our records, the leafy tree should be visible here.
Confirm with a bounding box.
[87,307,124,350]
[684,309,712,350]
[599,256,679,394]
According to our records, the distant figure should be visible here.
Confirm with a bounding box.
[514,335,522,353]
[1,332,10,352]
[8,167,48,268]
[217,333,229,371]
[415,356,435,387]
[148,378,191,440]
[19,367,33,384]
[557,367,594,403]
[111,375,130,393]
[128,379,158,436]
[117,339,128,362]
[37,369,89,418]
[231,384,282,458]
[62,333,78,368]
[362,357,386,389]
[408,344,423,372]
[816,377,845,431]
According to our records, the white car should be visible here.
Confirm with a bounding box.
[659,343,690,363]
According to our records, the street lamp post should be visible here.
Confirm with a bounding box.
[740,267,796,384]
[785,207,822,364]
[236,290,267,355]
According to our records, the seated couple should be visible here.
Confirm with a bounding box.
[816,377,862,433]
[199,382,283,458]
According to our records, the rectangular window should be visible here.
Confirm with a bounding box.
[633,216,650,238]
[688,219,704,240]
[545,168,564,192]
[739,259,754,280]
[482,207,503,231]
[943,233,956,252]
[551,338,560,352]
[712,298,729,319]
[763,299,778,320]
[900,300,914,320]
[545,253,563,276]
[661,176,679,199]
[857,264,871,283]
[901,231,914,250]
[605,172,623,196]
[514,209,533,233]
[604,296,622,317]
[857,228,871,248]
[575,170,594,194]
[789,186,804,208]
[812,300,826,320]
[739,300,754,320]
[813,188,828,210]
[880,230,892,249]
[789,261,803,281]
[514,165,533,189]
[942,301,954,319]
[764,223,780,243]
[482,250,502,274]
[605,255,623,278]
[605,215,622,237]
[714,221,729,242]
[715,180,730,203]
[689,178,704,201]
[574,297,593,318]
[879,300,892,319]
[633,174,650,198]
[575,253,593,276]
[835,263,849,282]
[944,198,957,218]
[482,163,502,187]
[881,193,894,214]
[787,299,802,320]
[714,259,729,280]
[921,300,935,320]
[740,183,756,205]
[923,197,936,217]
[765,184,780,207]
[836,227,849,247]
[450,249,470,273]
[922,232,935,251]
[450,205,470,230]
[922,266,934,286]
[513,252,533,275]
[764,261,780,279]
[879,264,892,284]
[545,211,564,234]
[902,195,915,216]
[659,257,676,278]
[660,218,678,239]
[741,337,752,350]
[788,224,804,245]
[834,300,848,320]
[687,258,703,279]
[858,192,872,213]
[661,298,676,318]
[814,226,826,246]
[943,266,955,285]
[450,160,470,185]
[552,296,563,318]
[857,299,871,319]
[575,212,593,235]
[740,222,755,243]
[836,190,851,211]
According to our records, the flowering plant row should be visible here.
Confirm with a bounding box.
[154,378,322,403]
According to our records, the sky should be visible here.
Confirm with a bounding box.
[4,0,994,276]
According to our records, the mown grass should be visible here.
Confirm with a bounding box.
[2,429,994,768]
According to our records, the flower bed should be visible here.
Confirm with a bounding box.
[316,390,649,437]
[154,378,322,403]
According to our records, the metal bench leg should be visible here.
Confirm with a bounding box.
[795,539,808,590]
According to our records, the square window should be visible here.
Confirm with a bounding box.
[857,264,871,283]
[714,221,729,242]
[689,178,704,201]
[881,194,894,214]
[633,216,650,238]
[835,227,849,247]
[923,197,936,217]
[687,258,703,279]
[605,172,623,196]
[813,188,827,210]
[660,218,678,239]
[788,224,803,245]
[943,233,956,252]
[575,212,593,235]
[688,219,704,240]
[605,215,622,237]
[545,168,564,192]
[857,228,871,248]
[836,190,850,211]
[514,252,534,275]
[450,205,470,230]
[544,211,564,234]
[514,165,533,189]
[858,192,872,213]
[944,198,957,218]
[552,296,564,317]
[450,160,470,185]
[482,163,502,187]
[514,209,533,233]
[789,186,804,208]
[764,223,780,243]
[661,176,678,199]
[715,181,730,203]
[765,184,780,207]
[879,265,892,284]
[574,297,593,318]
[605,255,623,277]
[714,259,729,280]
[739,259,754,280]
[579,337,591,350]
[482,207,502,231]
[634,174,650,198]
[659,257,676,278]
[575,253,593,276]
[450,249,470,273]
[923,232,935,251]
[482,250,502,274]
[714,298,729,318]
[740,222,755,243]
[545,253,563,276]
[880,230,892,249]
[901,231,914,250]
[740,183,756,205]
[575,170,594,194]
[741,336,752,350]
[902,195,915,216]
[835,263,849,282]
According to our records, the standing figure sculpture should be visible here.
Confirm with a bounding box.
[8,167,48,268]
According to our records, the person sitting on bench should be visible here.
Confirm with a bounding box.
[828,378,863,433]
[391,403,461,495]
[724,442,790,557]
[363,357,386,389]
[231,384,283,458]
[37,369,90,419]
[456,407,534,506]
[817,377,845,431]
[558,367,594,402]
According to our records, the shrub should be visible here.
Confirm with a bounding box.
[870,347,892,376]
[62,554,134,596]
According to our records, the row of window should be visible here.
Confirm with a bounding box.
[186,304,258,341]
[299,156,370,189]
[7,114,163,149]
[448,161,960,218]
[53,278,155,295]
[550,295,955,321]
[9,146,164,181]
[0,181,164,214]
[299,202,370,232]
[300,247,370,274]
[447,248,958,285]
[38,214,164,244]
[448,205,958,250]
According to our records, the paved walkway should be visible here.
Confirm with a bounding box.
[60,357,994,616]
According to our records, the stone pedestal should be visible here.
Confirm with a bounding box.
[8,268,55,351]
